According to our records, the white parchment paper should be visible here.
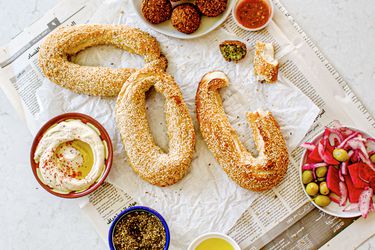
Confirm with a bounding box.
[34,0,320,248]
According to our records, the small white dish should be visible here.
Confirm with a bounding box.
[299,127,373,218]
[232,0,274,31]
[130,0,236,39]
[188,232,241,250]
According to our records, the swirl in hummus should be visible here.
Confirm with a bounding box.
[34,119,105,193]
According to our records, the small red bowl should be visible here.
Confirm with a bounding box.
[30,113,113,198]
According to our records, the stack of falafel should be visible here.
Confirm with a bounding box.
[142,0,228,34]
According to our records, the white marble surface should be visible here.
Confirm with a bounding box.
[0,0,374,249]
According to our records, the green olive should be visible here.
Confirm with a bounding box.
[316,166,328,178]
[319,182,330,195]
[333,148,349,162]
[317,177,326,182]
[302,170,314,184]
[314,195,331,207]
[371,154,375,164]
[306,182,319,196]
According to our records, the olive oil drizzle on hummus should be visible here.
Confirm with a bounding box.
[34,119,105,192]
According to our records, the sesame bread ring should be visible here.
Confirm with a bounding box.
[196,71,289,191]
[38,24,167,97]
[115,68,195,186]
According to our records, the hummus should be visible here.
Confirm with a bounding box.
[34,119,105,193]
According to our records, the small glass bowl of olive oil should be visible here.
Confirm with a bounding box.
[188,232,241,250]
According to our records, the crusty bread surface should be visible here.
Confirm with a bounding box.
[39,24,167,96]
[253,41,279,83]
[196,71,289,191]
[116,68,195,186]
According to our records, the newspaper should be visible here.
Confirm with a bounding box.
[0,0,319,248]
[1,0,374,249]
[223,3,375,249]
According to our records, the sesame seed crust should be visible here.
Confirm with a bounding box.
[115,68,196,187]
[253,41,279,83]
[38,24,167,97]
[196,71,289,191]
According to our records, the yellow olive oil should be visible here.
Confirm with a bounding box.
[56,140,94,179]
[195,238,235,250]
[71,140,94,179]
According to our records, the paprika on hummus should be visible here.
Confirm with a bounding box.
[33,119,106,193]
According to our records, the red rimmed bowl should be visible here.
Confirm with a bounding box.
[30,113,113,198]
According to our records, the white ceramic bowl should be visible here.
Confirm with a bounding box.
[232,0,274,31]
[299,127,373,218]
[188,232,241,250]
[131,0,236,39]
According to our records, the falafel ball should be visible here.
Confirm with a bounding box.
[196,0,228,17]
[171,3,201,34]
[219,40,247,62]
[142,0,172,24]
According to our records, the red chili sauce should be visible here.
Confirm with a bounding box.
[235,0,271,29]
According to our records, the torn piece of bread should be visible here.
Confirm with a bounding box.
[196,71,289,191]
[253,41,279,83]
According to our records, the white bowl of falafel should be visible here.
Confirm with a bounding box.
[131,0,236,39]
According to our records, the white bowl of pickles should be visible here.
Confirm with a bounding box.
[299,123,375,218]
